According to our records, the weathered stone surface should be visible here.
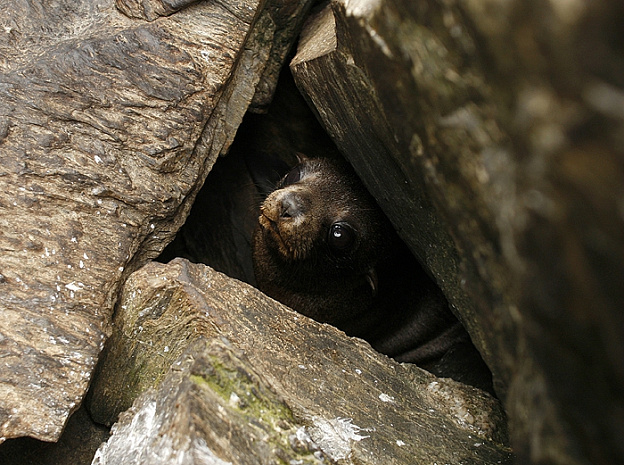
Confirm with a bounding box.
[115,0,201,21]
[90,258,511,464]
[115,0,314,111]
[290,1,624,465]
[0,0,311,442]
[92,338,330,465]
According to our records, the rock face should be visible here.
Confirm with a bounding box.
[0,0,312,443]
[290,1,624,465]
[89,258,511,465]
[290,0,510,388]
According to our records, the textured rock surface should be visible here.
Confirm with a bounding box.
[90,258,511,464]
[0,0,311,442]
[290,1,624,464]
[93,339,332,465]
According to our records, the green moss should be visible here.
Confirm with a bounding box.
[190,356,293,423]
[190,353,323,464]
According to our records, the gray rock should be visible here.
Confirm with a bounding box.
[290,1,624,464]
[89,258,511,464]
[92,338,327,465]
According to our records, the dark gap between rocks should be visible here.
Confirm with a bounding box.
[157,69,341,282]
[157,68,495,394]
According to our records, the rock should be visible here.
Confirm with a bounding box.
[290,1,624,465]
[92,338,331,465]
[0,0,312,442]
[89,258,511,464]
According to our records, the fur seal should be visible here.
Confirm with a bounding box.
[252,156,492,391]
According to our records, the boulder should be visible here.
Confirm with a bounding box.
[0,0,312,442]
[290,1,624,464]
[89,258,511,464]
[3,0,622,462]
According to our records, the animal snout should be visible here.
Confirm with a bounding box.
[279,191,305,219]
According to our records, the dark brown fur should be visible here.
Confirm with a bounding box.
[252,157,492,391]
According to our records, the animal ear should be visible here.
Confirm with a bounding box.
[295,152,309,164]
[366,268,378,298]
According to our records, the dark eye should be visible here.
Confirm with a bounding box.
[281,166,302,187]
[328,222,356,253]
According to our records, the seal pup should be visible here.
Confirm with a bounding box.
[252,156,492,391]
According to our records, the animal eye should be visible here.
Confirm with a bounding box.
[281,166,302,187]
[328,223,356,253]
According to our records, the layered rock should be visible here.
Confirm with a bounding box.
[290,1,624,464]
[89,258,511,464]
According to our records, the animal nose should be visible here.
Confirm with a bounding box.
[280,192,304,219]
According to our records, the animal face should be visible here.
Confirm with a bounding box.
[256,158,382,274]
